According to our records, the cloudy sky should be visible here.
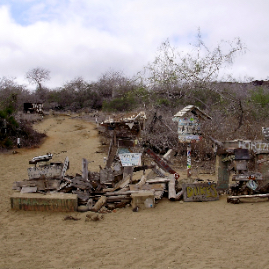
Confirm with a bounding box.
[0,0,268,89]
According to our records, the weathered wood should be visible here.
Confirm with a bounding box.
[168,174,176,200]
[10,193,77,211]
[20,186,37,193]
[136,175,146,188]
[106,195,131,202]
[92,196,107,212]
[216,154,230,190]
[145,148,178,175]
[105,191,135,196]
[123,166,133,182]
[146,177,170,184]
[82,158,88,181]
[106,145,117,168]
[61,157,69,178]
[100,168,114,184]
[227,193,269,204]
[162,149,174,162]
[131,191,155,209]
[175,190,183,200]
[113,176,131,191]
[27,164,63,180]
[183,183,219,202]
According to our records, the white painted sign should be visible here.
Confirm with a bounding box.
[118,153,142,167]
[28,165,62,180]
[176,117,201,143]
[238,141,269,153]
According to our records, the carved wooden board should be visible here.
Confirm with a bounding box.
[183,183,219,202]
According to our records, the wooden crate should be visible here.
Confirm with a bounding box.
[10,193,77,212]
[131,191,155,209]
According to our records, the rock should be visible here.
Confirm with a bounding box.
[77,205,89,212]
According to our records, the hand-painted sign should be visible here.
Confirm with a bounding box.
[182,183,219,202]
[118,153,142,166]
[177,117,202,143]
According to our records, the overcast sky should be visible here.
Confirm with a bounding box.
[0,0,268,89]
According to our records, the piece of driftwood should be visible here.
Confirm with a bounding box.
[175,190,183,200]
[21,186,38,193]
[136,175,146,188]
[69,177,93,190]
[146,177,170,184]
[227,193,269,204]
[168,175,176,200]
[106,195,131,202]
[92,196,107,212]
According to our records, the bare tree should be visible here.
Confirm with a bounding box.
[26,67,50,90]
[141,30,245,105]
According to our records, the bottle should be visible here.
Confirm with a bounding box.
[144,198,153,208]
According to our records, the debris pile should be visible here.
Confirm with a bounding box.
[214,139,269,203]
[12,111,184,212]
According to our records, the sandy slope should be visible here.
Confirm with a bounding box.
[1,114,269,269]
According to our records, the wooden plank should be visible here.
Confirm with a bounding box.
[27,164,63,180]
[136,175,146,188]
[183,183,219,202]
[216,154,229,190]
[131,191,155,209]
[92,196,107,212]
[146,177,170,183]
[10,193,77,211]
[61,157,69,178]
[227,193,269,203]
[168,175,176,200]
[145,148,179,177]
[20,186,37,193]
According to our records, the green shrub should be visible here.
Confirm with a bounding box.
[250,87,269,108]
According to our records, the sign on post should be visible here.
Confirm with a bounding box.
[118,153,142,167]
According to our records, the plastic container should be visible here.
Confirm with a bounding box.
[144,198,154,208]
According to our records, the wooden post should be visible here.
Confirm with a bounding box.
[168,174,176,200]
[187,143,191,177]
[82,158,88,181]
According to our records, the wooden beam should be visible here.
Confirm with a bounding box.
[168,175,176,200]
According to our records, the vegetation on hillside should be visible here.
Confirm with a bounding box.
[1,33,269,155]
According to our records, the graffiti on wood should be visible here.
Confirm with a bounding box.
[238,141,269,153]
[183,183,219,202]
[28,165,63,180]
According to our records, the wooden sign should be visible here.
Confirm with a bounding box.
[28,165,62,180]
[118,153,142,166]
[182,183,219,202]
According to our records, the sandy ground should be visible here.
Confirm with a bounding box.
[1,114,269,269]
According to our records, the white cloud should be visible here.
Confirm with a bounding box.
[0,0,269,89]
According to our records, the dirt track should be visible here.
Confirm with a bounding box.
[1,115,269,269]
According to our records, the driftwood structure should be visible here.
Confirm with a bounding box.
[212,132,269,203]
[11,111,186,212]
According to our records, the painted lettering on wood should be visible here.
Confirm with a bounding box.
[238,141,269,153]
[183,183,219,202]
[28,165,63,180]
[118,153,142,166]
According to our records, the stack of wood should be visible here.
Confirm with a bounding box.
[12,148,182,212]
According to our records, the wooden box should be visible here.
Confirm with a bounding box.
[131,191,155,209]
[10,193,77,212]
